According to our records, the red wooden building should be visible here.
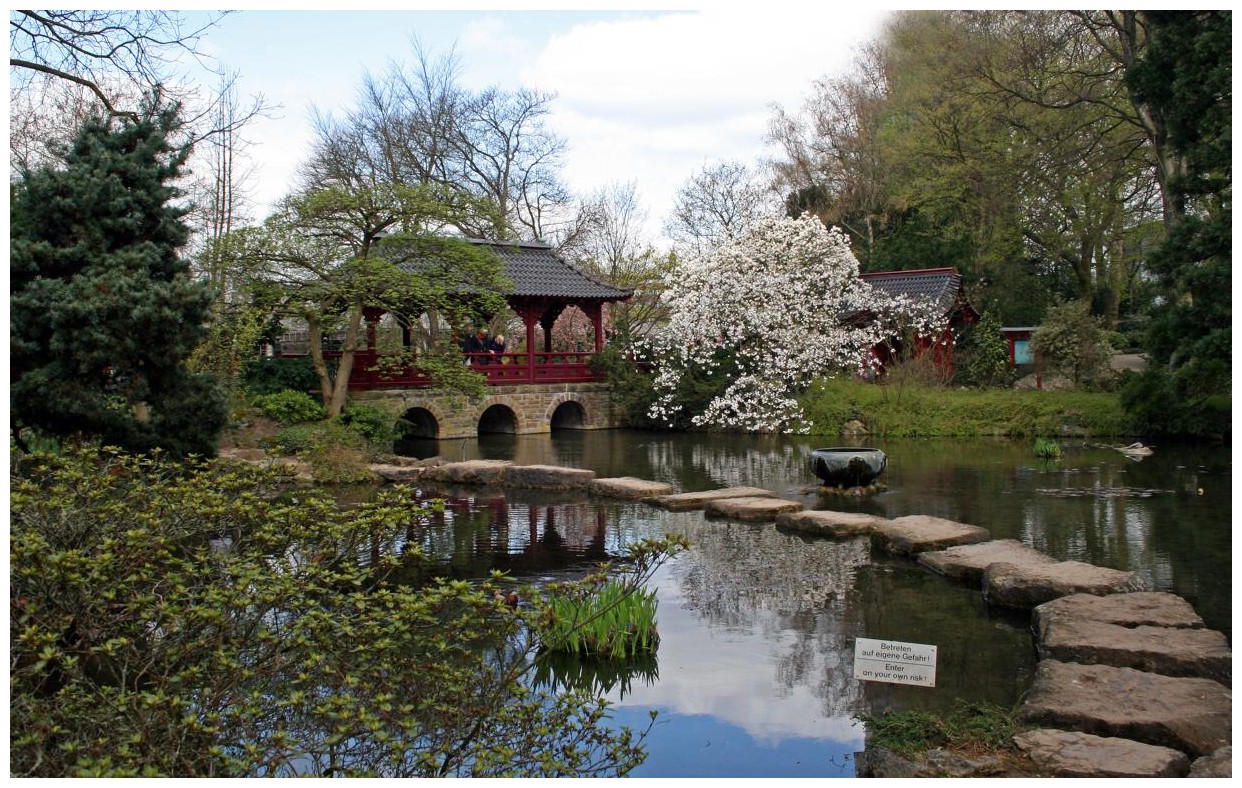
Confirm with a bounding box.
[857,267,979,379]
[293,239,633,390]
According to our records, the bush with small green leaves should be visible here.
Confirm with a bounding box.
[254,389,325,425]
[339,402,396,448]
[11,448,685,777]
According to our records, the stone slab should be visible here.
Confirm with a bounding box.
[368,463,424,483]
[647,486,775,511]
[502,464,596,489]
[589,477,675,499]
[1021,660,1232,757]
[1012,728,1189,778]
[774,510,887,538]
[1033,591,1206,632]
[918,539,1056,583]
[703,496,803,522]
[871,515,991,556]
[1037,618,1231,686]
[418,459,512,485]
[1189,745,1232,777]
[983,561,1150,609]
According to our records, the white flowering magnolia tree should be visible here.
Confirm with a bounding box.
[643,214,946,432]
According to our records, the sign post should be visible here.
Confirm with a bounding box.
[853,638,937,688]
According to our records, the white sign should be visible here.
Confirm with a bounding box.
[853,637,938,687]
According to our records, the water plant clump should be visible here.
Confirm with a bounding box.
[539,577,661,659]
[1033,437,1062,460]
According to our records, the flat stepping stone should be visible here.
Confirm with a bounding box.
[647,486,775,511]
[589,477,674,499]
[1189,745,1232,777]
[502,464,595,489]
[1036,618,1231,686]
[419,459,512,485]
[984,561,1151,609]
[369,463,424,482]
[918,539,1056,583]
[871,515,991,556]
[1033,591,1206,631]
[703,495,803,522]
[1021,660,1232,757]
[1012,728,1189,778]
[775,510,887,538]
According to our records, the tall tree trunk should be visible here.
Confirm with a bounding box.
[307,314,334,407]
[327,302,365,417]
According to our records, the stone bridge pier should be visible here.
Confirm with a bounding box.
[351,382,621,441]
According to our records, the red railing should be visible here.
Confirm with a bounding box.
[329,350,604,390]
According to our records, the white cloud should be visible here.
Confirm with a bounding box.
[521,9,889,242]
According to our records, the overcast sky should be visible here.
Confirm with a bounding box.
[190,5,891,246]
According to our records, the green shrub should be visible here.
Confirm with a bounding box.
[11,448,675,777]
[857,701,1026,760]
[254,389,325,425]
[339,402,396,447]
[240,356,319,397]
[272,421,373,483]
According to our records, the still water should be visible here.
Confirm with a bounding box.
[393,431,1232,778]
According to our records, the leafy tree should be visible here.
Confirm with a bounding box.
[643,214,945,432]
[233,184,510,417]
[1119,11,1230,438]
[11,448,686,777]
[1030,300,1116,390]
[958,311,1014,389]
[10,98,226,456]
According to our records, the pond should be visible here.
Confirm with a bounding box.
[391,431,1232,778]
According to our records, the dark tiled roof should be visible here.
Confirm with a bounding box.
[859,267,967,316]
[466,238,632,301]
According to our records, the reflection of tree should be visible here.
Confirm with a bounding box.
[671,519,872,719]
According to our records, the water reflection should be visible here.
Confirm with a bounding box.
[380,431,1230,777]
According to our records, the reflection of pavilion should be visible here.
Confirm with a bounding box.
[410,490,615,577]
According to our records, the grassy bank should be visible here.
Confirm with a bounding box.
[798,378,1132,438]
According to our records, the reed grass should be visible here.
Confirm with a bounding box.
[540,579,660,659]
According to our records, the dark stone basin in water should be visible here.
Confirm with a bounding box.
[809,447,887,487]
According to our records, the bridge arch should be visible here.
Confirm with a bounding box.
[549,399,587,430]
[478,403,519,434]
[398,406,441,440]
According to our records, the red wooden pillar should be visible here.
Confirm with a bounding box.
[362,307,384,350]
[515,304,541,382]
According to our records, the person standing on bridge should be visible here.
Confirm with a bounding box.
[487,333,506,363]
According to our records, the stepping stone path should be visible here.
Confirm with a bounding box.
[983,560,1150,609]
[1037,613,1231,686]
[646,486,775,511]
[502,463,595,489]
[589,477,674,499]
[1012,729,1190,778]
[918,538,1057,582]
[703,495,803,522]
[1022,660,1231,758]
[871,515,991,556]
[344,457,1232,778]
[775,510,886,537]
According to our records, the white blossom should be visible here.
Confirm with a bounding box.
[645,214,946,432]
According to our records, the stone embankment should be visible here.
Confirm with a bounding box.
[222,451,1231,778]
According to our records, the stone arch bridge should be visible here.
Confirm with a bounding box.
[351,382,620,441]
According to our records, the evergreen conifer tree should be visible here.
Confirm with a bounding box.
[11,97,226,456]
